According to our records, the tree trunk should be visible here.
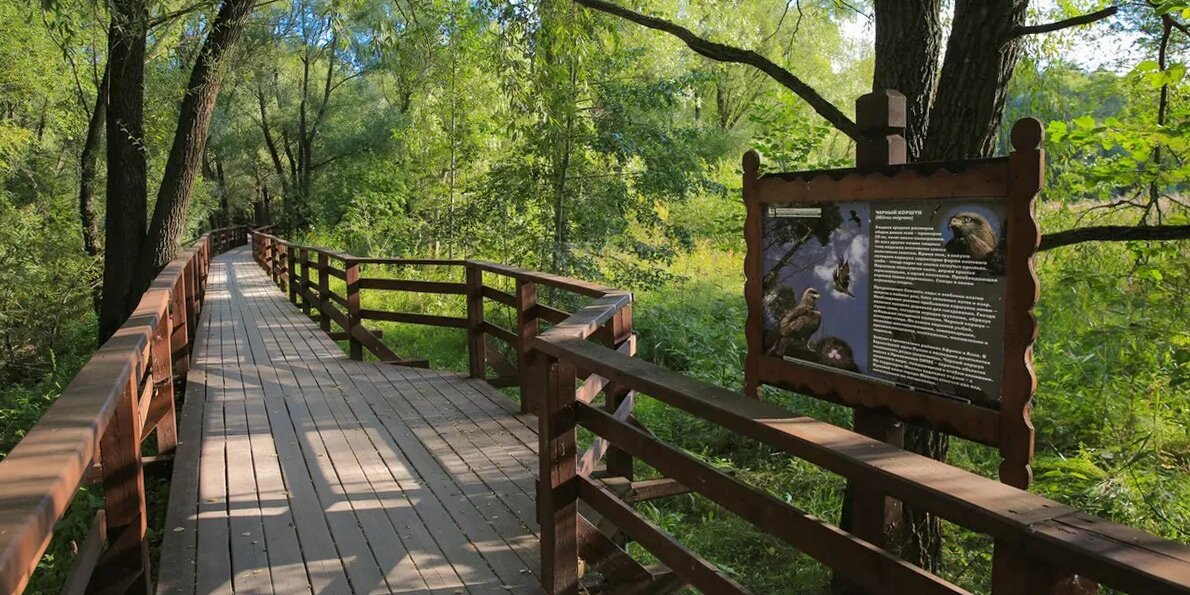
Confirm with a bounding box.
[98,0,148,344]
[921,0,1028,161]
[134,0,257,296]
[873,0,942,160]
[900,0,1028,573]
[79,64,109,259]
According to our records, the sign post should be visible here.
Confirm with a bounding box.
[743,90,1048,587]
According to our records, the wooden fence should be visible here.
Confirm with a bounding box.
[532,294,1190,594]
[248,231,1190,594]
[0,225,247,594]
[5,226,1185,595]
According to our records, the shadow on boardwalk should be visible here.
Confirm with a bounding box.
[157,246,544,595]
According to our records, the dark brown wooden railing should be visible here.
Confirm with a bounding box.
[532,294,1190,594]
[0,225,247,594]
[247,230,634,422]
[249,230,1190,594]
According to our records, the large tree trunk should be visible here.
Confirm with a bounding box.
[899,0,1029,573]
[79,64,109,259]
[922,0,1028,161]
[98,0,148,344]
[134,0,257,295]
[873,0,942,160]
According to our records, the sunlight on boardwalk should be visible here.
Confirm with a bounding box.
[157,246,543,595]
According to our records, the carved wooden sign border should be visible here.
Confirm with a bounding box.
[743,119,1044,487]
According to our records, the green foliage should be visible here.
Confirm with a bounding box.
[1,0,1188,591]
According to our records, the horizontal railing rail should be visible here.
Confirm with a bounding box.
[245,231,635,419]
[532,294,1190,594]
[247,231,654,587]
[0,224,248,594]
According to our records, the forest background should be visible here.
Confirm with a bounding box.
[0,0,1187,592]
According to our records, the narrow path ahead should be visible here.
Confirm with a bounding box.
[157,246,543,595]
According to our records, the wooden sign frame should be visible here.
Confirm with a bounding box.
[743,119,1045,488]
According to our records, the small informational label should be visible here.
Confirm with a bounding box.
[761,199,1007,406]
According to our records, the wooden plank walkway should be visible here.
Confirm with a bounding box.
[158,246,544,595]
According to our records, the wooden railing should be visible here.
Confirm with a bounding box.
[247,231,635,421]
[532,295,1190,594]
[245,230,1190,594]
[0,225,248,594]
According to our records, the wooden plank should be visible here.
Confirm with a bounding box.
[515,280,540,415]
[540,359,579,594]
[348,323,403,362]
[576,402,968,595]
[59,510,105,595]
[156,268,217,594]
[530,303,570,325]
[357,277,466,294]
[577,394,634,477]
[596,477,690,503]
[466,264,485,379]
[350,257,467,266]
[358,309,468,328]
[194,293,233,595]
[482,285,517,307]
[539,336,1065,536]
[219,308,274,594]
[92,363,151,594]
[470,260,616,298]
[222,273,308,595]
[482,320,518,344]
[577,476,747,594]
[232,255,372,591]
[271,319,507,592]
[349,366,542,589]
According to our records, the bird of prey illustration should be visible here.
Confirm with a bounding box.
[945,212,998,261]
[849,210,862,227]
[831,255,855,298]
[768,288,821,356]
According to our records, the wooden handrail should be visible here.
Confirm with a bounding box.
[0,225,248,594]
[533,298,1190,594]
[246,231,637,411]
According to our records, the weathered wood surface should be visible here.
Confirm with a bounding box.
[158,247,544,594]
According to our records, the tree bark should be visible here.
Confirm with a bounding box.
[921,0,1028,161]
[98,0,148,344]
[873,0,942,159]
[134,0,257,296]
[79,64,109,258]
[901,1,1028,572]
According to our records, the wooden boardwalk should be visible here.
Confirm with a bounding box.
[158,247,543,595]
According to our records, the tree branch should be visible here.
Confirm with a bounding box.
[1013,6,1117,37]
[1039,224,1190,251]
[572,0,860,141]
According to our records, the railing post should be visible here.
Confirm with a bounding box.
[836,90,907,570]
[345,258,363,360]
[91,373,150,594]
[603,304,634,480]
[515,279,540,414]
[318,252,331,333]
[287,244,297,303]
[270,238,279,285]
[539,356,578,594]
[992,540,1096,594]
[181,259,196,369]
[300,248,311,316]
[465,263,485,378]
[152,307,178,455]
